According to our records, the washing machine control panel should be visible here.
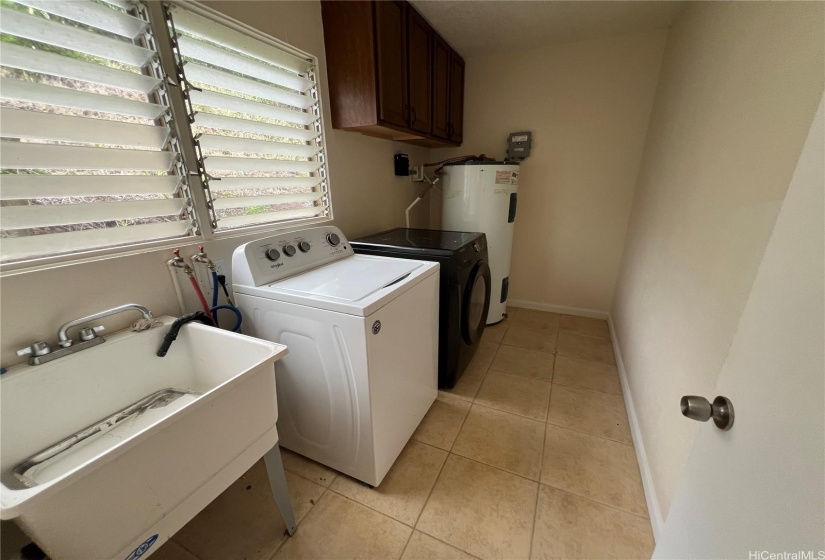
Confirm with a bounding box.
[233,226,354,287]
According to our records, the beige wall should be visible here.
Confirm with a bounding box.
[611,1,825,525]
[430,30,668,313]
[0,1,433,367]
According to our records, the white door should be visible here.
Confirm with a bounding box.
[654,98,825,558]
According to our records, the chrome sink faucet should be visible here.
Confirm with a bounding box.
[57,304,152,348]
[17,304,153,366]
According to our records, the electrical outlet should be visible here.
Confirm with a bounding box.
[410,165,424,182]
[214,259,231,288]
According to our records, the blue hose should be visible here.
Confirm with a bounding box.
[211,270,243,332]
[211,271,219,310]
[211,304,243,332]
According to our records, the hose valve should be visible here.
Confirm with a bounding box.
[168,248,194,276]
[191,245,215,270]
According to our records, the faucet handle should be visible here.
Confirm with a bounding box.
[79,326,105,341]
[17,341,51,357]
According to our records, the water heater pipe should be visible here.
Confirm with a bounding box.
[405,176,439,229]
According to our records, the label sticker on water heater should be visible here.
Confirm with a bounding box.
[495,171,519,185]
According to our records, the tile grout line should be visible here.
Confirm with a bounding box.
[469,394,548,423]
[539,481,652,522]
[551,378,624,398]
[281,464,338,489]
[397,528,414,559]
[440,449,543,486]
[555,351,616,367]
[408,528,485,560]
[267,473,336,560]
[405,447,450,533]
[485,366,553,386]
[325,484,417,528]
[500,341,557,355]
[528,421,548,560]
[544,417,635,447]
[463,343,498,401]
[545,355,557,423]
[402,380,488,559]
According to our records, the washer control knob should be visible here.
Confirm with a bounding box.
[326,233,341,247]
[283,244,297,257]
[298,241,311,253]
[472,242,480,253]
[265,248,281,261]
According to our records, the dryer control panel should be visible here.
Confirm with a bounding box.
[232,226,354,287]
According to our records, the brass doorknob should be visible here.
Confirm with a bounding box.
[680,395,734,431]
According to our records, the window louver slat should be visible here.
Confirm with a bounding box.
[207,177,322,192]
[0,43,162,94]
[0,176,182,200]
[0,142,177,171]
[176,35,313,92]
[203,157,322,174]
[169,6,312,74]
[190,89,317,127]
[193,112,318,142]
[2,221,191,263]
[198,134,321,159]
[0,0,194,265]
[1,199,186,229]
[10,0,149,38]
[1,108,170,150]
[0,7,155,67]
[183,63,314,110]
[168,3,329,232]
[0,78,168,120]
[216,208,326,230]
[212,192,324,211]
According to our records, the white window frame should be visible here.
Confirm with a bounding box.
[0,0,333,275]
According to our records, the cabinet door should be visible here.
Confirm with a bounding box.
[431,35,450,140]
[406,8,432,134]
[448,51,465,143]
[374,0,408,128]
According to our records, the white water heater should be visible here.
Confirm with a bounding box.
[441,162,519,325]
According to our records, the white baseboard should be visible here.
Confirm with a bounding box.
[508,299,609,320]
[608,314,664,541]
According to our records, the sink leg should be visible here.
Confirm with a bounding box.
[263,442,297,536]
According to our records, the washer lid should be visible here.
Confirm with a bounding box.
[234,254,439,316]
[272,255,425,301]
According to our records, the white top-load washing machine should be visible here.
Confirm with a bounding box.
[232,226,439,487]
[441,162,519,325]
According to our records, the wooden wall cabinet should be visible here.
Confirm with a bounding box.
[321,0,465,147]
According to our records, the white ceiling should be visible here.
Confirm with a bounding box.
[409,1,686,57]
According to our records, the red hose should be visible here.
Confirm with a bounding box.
[188,275,212,315]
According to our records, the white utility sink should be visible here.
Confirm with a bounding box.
[0,316,288,560]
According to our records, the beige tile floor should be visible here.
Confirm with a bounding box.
[155,309,653,560]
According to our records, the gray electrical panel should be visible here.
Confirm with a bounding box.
[507,131,532,161]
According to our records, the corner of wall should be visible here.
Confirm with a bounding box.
[608,313,664,541]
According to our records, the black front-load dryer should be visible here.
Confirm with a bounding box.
[351,228,491,389]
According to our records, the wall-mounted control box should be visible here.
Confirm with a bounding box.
[394,154,410,176]
[507,131,532,161]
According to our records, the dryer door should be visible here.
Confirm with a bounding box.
[461,259,491,344]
